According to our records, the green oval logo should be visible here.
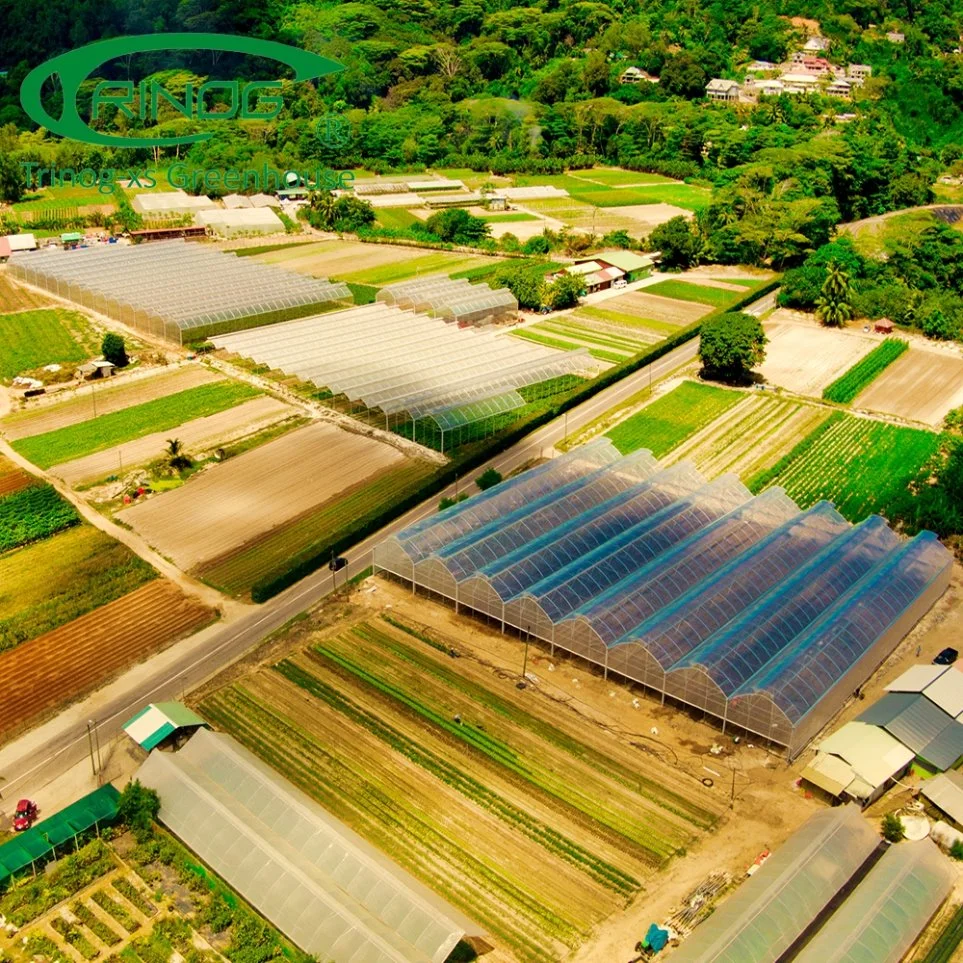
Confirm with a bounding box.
[21,33,343,148]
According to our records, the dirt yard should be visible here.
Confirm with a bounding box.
[602,290,712,326]
[51,395,297,485]
[116,422,405,568]
[591,202,693,234]
[1,364,222,440]
[759,311,880,396]
[854,345,963,426]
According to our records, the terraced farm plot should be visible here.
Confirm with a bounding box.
[197,459,436,596]
[0,308,98,379]
[606,381,743,458]
[0,580,213,743]
[754,413,943,521]
[1,364,223,440]
[0,525,156,655]
[665,395,833,480]
[200,619,721,962]
[759,315,879,396]
[854,348,963,426]
[0,273,52,313]
[51,395,296,486]
[600,289,712,326]
[117,422,406,570]
[12,380,260,469]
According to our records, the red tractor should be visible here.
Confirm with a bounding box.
[13,799,38,832]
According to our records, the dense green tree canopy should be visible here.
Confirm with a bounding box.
[699,311,768,381]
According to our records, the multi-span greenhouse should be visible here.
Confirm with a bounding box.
[211,302,595,449]
[8,241,349,343]
[373,440,953,757]
[377,276,518,325]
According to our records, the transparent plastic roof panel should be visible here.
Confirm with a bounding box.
[137,730,470,963]
[372,453,951,754]
[9,241,347,343]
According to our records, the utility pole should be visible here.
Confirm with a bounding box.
[517,624,531,689]
[86,721,98,777]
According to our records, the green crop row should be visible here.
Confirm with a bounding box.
[14,380,261,469]
[822,338,909,404]
[607,380,743,458]
[113,876,156,917]
[747,412,845,494]
[923,904,963,963]
[279,656,640,894]
[0,482,79,552]
[71,899,122,945]
[51,915,99,960]
[200,688,568,960]
[92,889,140,933]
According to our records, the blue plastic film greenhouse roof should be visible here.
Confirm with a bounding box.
[373,442,953,755]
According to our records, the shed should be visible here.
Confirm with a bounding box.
[78,359,116,380]
[921,668,963,717]
[6,232,37,252]
[875,318,894,333]
[858,692,963,771]
[589,250,653,280]
[124,701,209,751]
[922,770,963,827]
[886,663,948,693]
[60,232,84,248]
[0,785,120,886]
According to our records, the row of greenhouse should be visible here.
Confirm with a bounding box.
[372,440,953,759]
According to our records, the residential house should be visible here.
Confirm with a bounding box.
[578,250,653,281]
[847,63,872,84]
[827,78,854,98]
[781,73,821,94]
[746,60,777,73]
[619,66,658,84]
[752,79,786,98]
[803,36,831,53]
[705,78,741,101]
[800,55,833,75]
[887,31,905,43]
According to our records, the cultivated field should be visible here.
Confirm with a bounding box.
[0,308,99,379]
[51,395,296,486]
[117,422,406,570]
[197,459,435,596]
[0,525,156,654]
[13,380,260,469]
[607,381,743,457]
[753,412,943,520]
[854,347,963,426]
[513,317,654,363]
[0,453,32,496]
[200,615,722,962]
[0,482,78,552]
[253,239,498,286]
[0,272,52,313]
[599,289,712,326]
[666,394,833,481]
[0,580,213,743]
[644,278,754,308]
[2,364,222,440]
[759,312,880,395]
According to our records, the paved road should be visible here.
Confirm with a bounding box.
[0,336,700,799]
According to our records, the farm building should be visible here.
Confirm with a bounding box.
[211,300,588,449]
[8,241,349,344]
[136,728,481,963]
[875,317,895,333]
[802,721,915,804]
[4,232,37,252]
[130,225,207,242]
[123,701,209,751]
[222,193,253,209]
[922,770,963,827]
[131,191,218,217]
[857,693,963,772]
[575,250,653,282]
[196,207,284,237]
[372,440,952,757]
[0,236,10,262]
[422,192,485,208]
[671,805,953,963]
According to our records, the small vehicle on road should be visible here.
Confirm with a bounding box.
[934,647,958,666]
[13,799,38,832]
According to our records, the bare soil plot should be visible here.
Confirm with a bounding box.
[0,580,214,744]
[0,272,52,313]
[253,239,435,278]
[51,395,295,486]
[0,454,33,496]
[853,347,963,426]
[758,313,879,396]
[585,202,692,234]
[2,365,222,440]
[117,422,405,569]
[601,290,712,326]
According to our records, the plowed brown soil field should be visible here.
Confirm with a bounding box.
[2,365,223,440]
[117,422,405,569]
[0,580,214,743]
[0,455,32,496]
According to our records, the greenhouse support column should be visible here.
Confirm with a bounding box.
[604,648,608,680]
[501,601,506,634]
[550,625,555,658]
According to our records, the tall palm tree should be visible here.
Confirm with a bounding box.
[815,260,854,327]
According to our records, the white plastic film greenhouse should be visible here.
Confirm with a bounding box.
[377,275,518,325]
[137,729,478,963]
[212,303,594,448]
[8,241,349,343]
[373,440,953,757]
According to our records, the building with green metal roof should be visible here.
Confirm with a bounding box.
[123,702,208,752]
